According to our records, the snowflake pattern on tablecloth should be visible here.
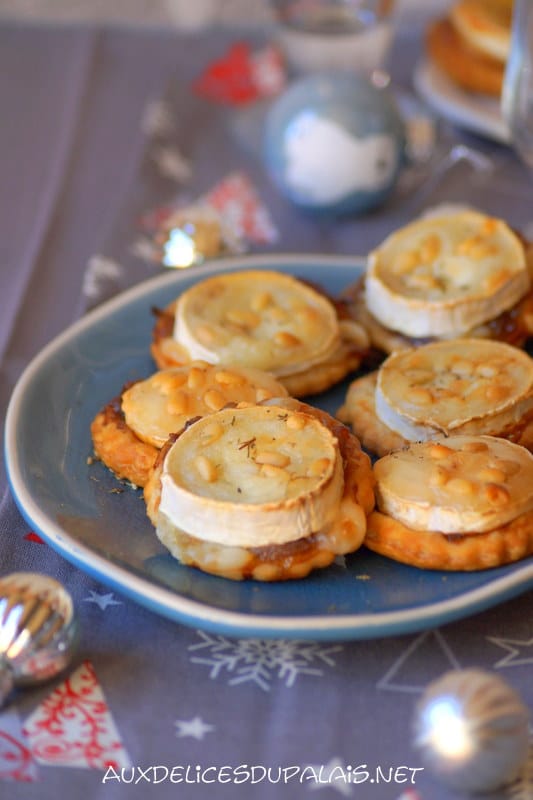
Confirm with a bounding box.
[130,235,161,263]
[488,636,533,668]
[151,145,192,183]
[141,98,175,138]
[23,660,131,770]
[376,630,460,693]
[82,255,124,307]
[188,631,342,691]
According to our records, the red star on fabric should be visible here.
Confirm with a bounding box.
[194,42,258,104]
[24,532,45,544]
[194,42,285,105]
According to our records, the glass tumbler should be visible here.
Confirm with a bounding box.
[501,0,533,168]
[270,0,396,77]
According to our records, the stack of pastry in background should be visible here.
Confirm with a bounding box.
[426,0,513,95]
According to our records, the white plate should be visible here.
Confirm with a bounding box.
[414,59,509,144]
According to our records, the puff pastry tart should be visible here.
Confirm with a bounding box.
[90,362,287,488]
[151,270,369,397]
[144,401,375,581]
[365,435,533,570]
[337,338,533,456]
[347,211,533,354]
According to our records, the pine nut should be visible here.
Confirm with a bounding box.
[195,455,217,483]
[482,217,498,234]
[187,366,205,390]
[152,371,187,394]
[286,414,306,430]
[251,291,272,311]
[462,441,489,453]
[307,457,330,477]
[407,387,433,405]
[485,384,509,402]
[225,309,259,328]
[395,250,419,274]
[452,359,474,377]
[428,443,453,459]
[196,324,217,345]
[419,234,441,262]
[484,483,510,505]
[458,237,494,260]
[255,388,273,402]
[255,451,290,467]
[274,331,301,347]
[297,306,319,324]
[475,364,497,378]
[260,463,289,479]
[215,370,245,386]
[496,458,520,476]
[477,467,507,483]
[407,369,434,385]
[167,391,188,415]
[408,273,439,290]
[447,477,475,495]
[203,389,227,411]
[201,421,223,444]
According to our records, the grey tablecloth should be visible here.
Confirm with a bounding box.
[0,18,532,800]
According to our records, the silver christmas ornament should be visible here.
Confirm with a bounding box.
[0,572,77,706]
[159,208,224,269]
[413,668,530,794]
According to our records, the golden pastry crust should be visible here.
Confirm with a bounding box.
[337,372,407,456]
[281,332,367,397]
[286,399,376,518]
[426,17,504,97]
[151,287,369,398]
[151,300,190,367]
[343,276,533,355]
[365,508,533,571]
[90,389,160,488]
[144,402,375,581]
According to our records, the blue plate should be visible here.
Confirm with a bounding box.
[5,255,533,640]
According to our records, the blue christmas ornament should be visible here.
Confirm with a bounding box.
[264,72,405,215]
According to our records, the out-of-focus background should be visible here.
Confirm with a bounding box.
[0,0,451,29]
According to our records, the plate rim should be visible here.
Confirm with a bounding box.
[5,252,533,640]
[413,58,509,144]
